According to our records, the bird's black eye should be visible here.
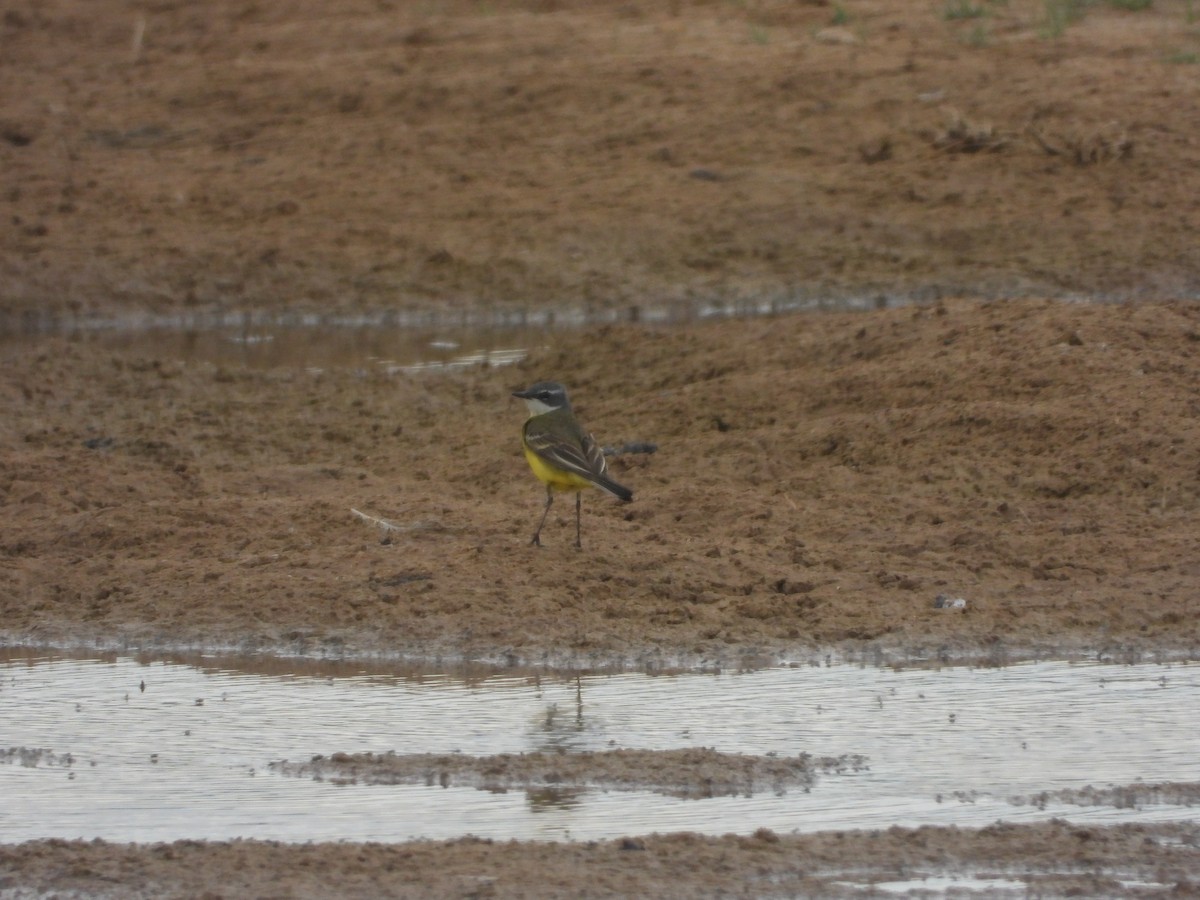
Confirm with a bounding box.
[538,391,551,400]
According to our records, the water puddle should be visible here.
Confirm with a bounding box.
[0,294,887,373]
[13,322,535,374]
[1,651,1197,844]
[840,876,1029,895]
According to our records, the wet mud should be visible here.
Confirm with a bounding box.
[270,748,869,799]
[1020,782,1200,812]
[1,823,1197,898]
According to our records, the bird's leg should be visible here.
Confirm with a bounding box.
[574,492,582,549]
[532,485,553,546]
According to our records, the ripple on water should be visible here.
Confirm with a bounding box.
[1,651,1198,843]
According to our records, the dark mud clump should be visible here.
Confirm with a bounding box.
[271,747,869,799]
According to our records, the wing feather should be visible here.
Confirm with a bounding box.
[523,421,606,480]
[580,430,609,478]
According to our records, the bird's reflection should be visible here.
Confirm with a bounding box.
[528,673,595,753]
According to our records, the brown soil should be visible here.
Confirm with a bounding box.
[5,298,1200,668]
[3,0,1200,326]
[2,822,1198,898]
[3,0,1200,895]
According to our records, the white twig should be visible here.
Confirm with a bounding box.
[131,15,146,63]
[350,508,413,534]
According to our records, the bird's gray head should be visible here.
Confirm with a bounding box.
[512,381,571,415]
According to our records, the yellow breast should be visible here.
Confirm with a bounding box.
[523,447,594,492]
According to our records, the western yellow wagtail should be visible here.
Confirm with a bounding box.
[512,381,633,548]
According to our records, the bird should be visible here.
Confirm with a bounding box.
[512,381,633,548]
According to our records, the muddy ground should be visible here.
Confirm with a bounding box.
[2,822,1198,898]
[3,0,1200,895]
[270,747,871,798]
[6,297,1200,667]
[3,0,1200,326]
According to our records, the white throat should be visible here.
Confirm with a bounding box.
[523,397,559,416]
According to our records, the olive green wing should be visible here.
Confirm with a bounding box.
[523,418,607,480]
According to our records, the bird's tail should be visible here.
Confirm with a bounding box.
[593,475,633,502]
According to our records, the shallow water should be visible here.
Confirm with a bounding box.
[1,651,1197,843]
[50,322,534,374]
[0,292,890,373]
